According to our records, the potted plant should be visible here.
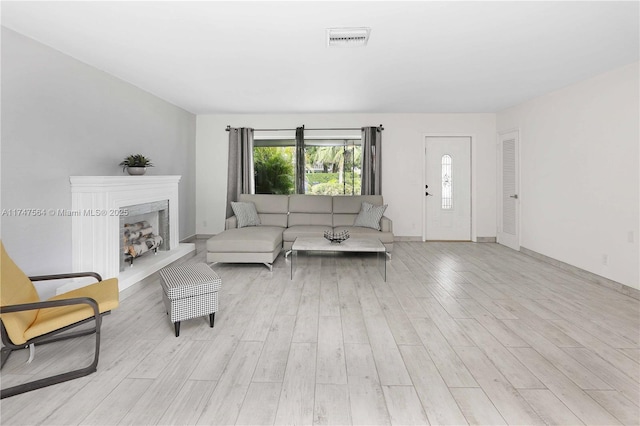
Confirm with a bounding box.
[120,154,154,175]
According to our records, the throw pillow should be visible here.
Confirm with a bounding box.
[354,201,387,230]
[231,201,261,228]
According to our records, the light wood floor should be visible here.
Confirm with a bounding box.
[1,241,639,425]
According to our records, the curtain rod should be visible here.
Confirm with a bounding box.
[225,125,384,132]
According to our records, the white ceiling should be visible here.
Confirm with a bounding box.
[2,1,638,114]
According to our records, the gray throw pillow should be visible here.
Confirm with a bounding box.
[231,201,261,228]
[354,202,387,230]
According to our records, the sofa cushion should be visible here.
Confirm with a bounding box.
[231,201,261,228]
[239,194,289,213]
[288,194,333,227]
[289,213,333,227]
[283,225,333,242]
[354,202,387,230]
[238,194,289,227]
[332,195,384,214]
[206,226,283,253]
[289,195,333,213]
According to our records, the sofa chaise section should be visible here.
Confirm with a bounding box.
[206,194,288,270]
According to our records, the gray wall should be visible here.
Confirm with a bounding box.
[1,28,196,275]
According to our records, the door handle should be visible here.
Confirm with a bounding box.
[509,194,518,199]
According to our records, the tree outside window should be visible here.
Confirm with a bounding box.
[254,146,295,194]
[254,138,361,195]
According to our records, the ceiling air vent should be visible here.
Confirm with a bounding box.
[326,27,371,47]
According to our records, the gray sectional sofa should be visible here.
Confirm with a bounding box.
[206,194,393,270]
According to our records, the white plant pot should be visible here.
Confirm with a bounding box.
[127,167,147,175]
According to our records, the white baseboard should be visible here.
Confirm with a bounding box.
[521,246,639,300]
[393,236,497,243]
[196,233,217,239]
[394,236,422,242]
[180,234,197,243]
[476,236,497,243]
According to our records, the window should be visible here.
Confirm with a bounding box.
[441,154,452,209]
[254,139,295,194]
[305,139,361,195]
[254,137,361,195]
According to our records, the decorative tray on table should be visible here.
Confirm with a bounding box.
[323,230,350,243]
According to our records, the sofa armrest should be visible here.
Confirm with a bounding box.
[380,216,393,233]
[225,216,238,230]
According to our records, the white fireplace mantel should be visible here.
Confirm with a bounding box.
[70,175,190,291]
[70,175,182,193]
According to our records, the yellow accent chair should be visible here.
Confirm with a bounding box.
[0,242,119,398]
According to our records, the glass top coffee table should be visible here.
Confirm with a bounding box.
[290,237,387,281]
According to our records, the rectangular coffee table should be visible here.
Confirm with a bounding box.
[290,237,386,281]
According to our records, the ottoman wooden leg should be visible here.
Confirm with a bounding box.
[174,321,181,337]
[209,313,215,328]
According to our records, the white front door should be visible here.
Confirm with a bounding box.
[424,136,471,241]
[497,130,520,250]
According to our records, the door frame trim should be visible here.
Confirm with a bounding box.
[422,134,474,242]
[496,128,521,250]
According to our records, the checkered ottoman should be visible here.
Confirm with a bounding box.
[159,263,222,337]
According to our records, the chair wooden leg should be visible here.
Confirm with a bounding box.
[209,313,215,328]
[174,322,181,337]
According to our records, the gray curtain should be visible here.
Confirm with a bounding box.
[295,126,305,194]
[226,127,255,218]
[361,126,382,195]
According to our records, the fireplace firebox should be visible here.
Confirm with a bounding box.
[120,199,169,270]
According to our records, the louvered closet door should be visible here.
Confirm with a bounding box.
[497,131,520,250]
